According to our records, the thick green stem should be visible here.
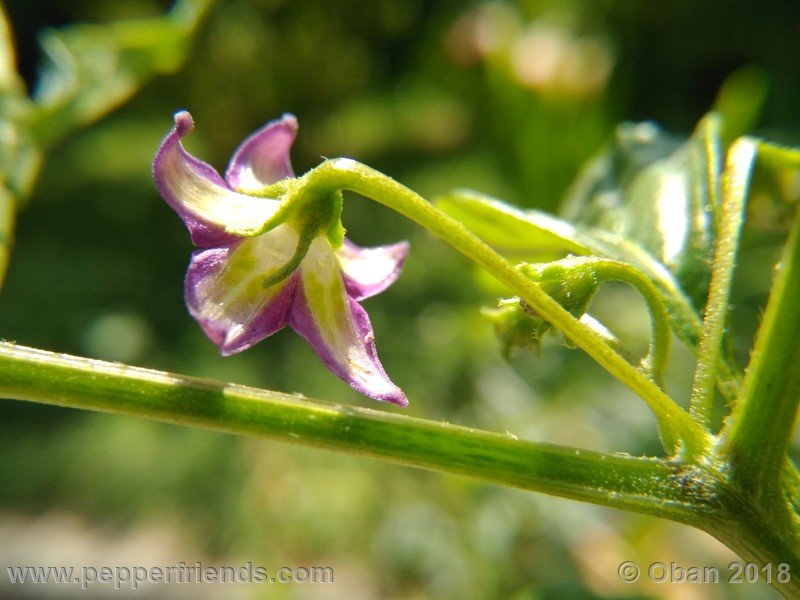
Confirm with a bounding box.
[707,485,800,600]
[719,173,800,509]
[2,344,798,595]
[300,159,708,457]
[689,138,756,428]
[0,342,694,521]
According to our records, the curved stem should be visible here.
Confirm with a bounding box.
[435,191,743,403]
[578,258,671,387]
[588,232,743,404]
[299,159,709,458]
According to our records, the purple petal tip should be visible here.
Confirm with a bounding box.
[174,110,194,135]
[225,113,300,190]
[388,392,409,408]
[280,113,299,130]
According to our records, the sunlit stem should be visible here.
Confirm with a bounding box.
[571,257,671,388]
[0,342,697,520]
[1,341,798,597]
[689,138,756,428]
[298,159,709,458]
[719,143,800,513]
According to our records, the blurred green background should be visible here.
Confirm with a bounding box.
[1,0,799,598]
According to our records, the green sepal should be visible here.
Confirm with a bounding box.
[483,299,541,358]
[487,257,602,355]
[258,188,345,287]
[324,190,346,249]
[517,258,600,321]
[252,176,345,237]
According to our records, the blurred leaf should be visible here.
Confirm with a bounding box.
[314,83,472,158]
[436,189,592,257]
[0,0,212,291]
[30,0,213,148]
[435,122,724,378]
[561,115,722,308]
[713,67,768,145]
[0,4,38,289]
[0,3,23,95]
[0,184,14,292]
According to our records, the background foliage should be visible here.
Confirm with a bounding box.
[1,0,799,597]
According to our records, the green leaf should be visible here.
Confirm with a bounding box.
[561,115,722,309]
[712,66,768,145]
[0,0,213,290]
[30,0,213,148]
[437,114,724,311]
[435,118,741,403]
[0,4,24,96]
[0,4,39,289]
[0,2,38,195]
[436,189,593,257]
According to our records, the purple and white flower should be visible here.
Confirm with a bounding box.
[153,111,409,406]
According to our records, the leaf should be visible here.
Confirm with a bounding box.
[0,4,23,95]
[0,0,213,290]
[0,4,38,289]
[561,115,722,309]
[0,2,39,195]
[30,0,214,148]
[712,66,768,145]
[435,117,736,400]
[436,189,593,257]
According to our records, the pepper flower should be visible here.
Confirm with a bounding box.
[153,111,409,406]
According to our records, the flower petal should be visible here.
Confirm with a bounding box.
[154,111,281,246]
[225,114,298,193]
[337,239,410,301]
[289,238,408,406]
[185,224,302,355]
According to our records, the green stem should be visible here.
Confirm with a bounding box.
[707,484,800,600]
[0,341,695,521]
[589,232,742,403]
[689,138,756,428]
[3,345,798,595]
[434,190,743,402]
[582,258,671,387]
[3,340,800,596]
[300,159,708,458]
[719,171,800,509]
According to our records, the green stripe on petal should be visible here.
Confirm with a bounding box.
[300,239,351,349]
[187,224,301,354]
[291,237,407,405]
[218,224,300,293]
